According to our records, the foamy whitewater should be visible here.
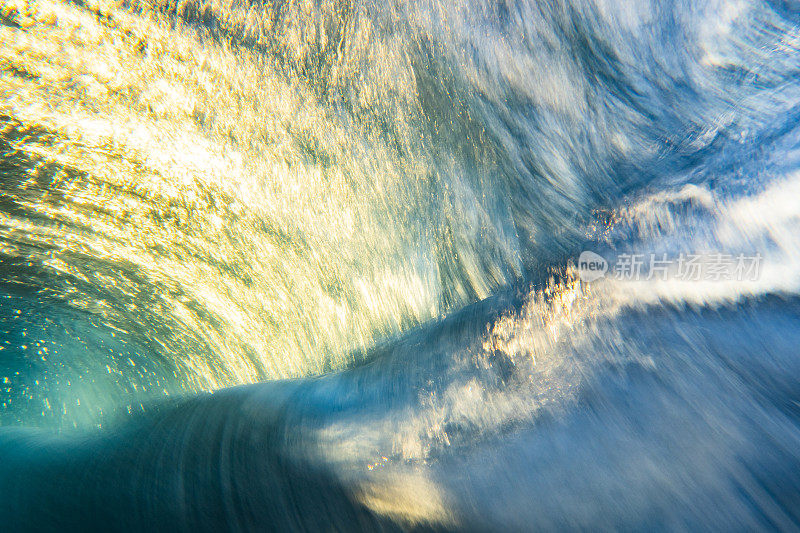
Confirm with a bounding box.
[2,0,800,530]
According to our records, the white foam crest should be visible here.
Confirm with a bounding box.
[598,171,800,307]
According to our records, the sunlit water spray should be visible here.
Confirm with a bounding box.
[0,0,491,428]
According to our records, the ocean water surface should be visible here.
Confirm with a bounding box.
[2,0,800,530]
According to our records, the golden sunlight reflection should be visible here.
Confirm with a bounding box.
[0,0,455,425]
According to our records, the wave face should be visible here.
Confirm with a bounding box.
[2,0,800,529]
